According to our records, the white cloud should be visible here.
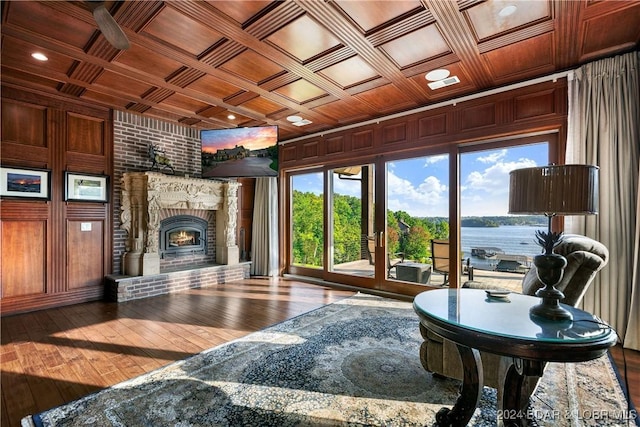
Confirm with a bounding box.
[418,176,448,197]
[314,148,542,218]
[477,149,507,164]
[461,157,538,215]
[423,155,448,166]
[332,174,362,197]
[386,171,449,217]
[465,158,537,192]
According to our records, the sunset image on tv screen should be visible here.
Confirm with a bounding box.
[201,126,278,178]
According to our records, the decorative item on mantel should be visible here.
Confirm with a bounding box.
[509,164,599,321]
[148,144,175,174]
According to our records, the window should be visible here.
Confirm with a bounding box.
[291,172,324,268]
[459,141,549,285]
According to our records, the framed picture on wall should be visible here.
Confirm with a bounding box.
[65,171,109,202]
[0,166,51,200]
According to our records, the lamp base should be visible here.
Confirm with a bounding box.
[530,253,572,321]
[530,296,573,321]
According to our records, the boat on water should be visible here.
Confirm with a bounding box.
[471,246,504,259]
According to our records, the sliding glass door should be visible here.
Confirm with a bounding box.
[290,172,324,270]
[328,164,376,280]
[288,165,379,289]
[288,157,452,293]
[382,154,450,291]
[459,141,549,290]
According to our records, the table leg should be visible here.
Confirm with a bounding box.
[498,358,544,427]
[435,344,483,427]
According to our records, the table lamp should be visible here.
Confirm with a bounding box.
[508,164,599,321]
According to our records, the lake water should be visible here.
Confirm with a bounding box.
[461,225,545,270]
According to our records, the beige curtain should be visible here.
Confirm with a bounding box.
[566,51,640,350]
[250,177,279,277]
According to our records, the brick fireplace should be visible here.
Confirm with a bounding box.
[107,172,249,303]
[120,172,240,276]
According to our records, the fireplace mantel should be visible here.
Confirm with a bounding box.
[121,172,240,276]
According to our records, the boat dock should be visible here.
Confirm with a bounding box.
[471,247,504,259]
[470,248,533,273]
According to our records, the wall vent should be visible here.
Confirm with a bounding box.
[428,76,460,90]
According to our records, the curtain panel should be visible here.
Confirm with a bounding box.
[251,177,279,277]
[567,51,640,350]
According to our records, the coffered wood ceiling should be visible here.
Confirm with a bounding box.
[2,1,639,142]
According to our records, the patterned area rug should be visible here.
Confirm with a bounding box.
[23,293,635,427]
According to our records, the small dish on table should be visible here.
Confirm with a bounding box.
[485,289,510,299]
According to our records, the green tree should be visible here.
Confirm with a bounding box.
[332,194,361,263]
[292,190,324,266]
[292,190,456,267]
[430,218,449,240]
[386,210,401,257]
[403,224,431,262]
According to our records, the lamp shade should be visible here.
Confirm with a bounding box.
[508,165,599,215]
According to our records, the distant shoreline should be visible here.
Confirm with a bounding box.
[461,216,546,228]
[420,216,546,228]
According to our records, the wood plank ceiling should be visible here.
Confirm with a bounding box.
[2,1,639,142]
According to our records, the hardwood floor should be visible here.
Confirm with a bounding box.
[609,344,640,416]
[1,278,638,427]
[1,278,354,427]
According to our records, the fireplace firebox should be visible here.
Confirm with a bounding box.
[160,215,207,257]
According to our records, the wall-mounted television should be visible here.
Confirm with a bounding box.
[201,125,278,178]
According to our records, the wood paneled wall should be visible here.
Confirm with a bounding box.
[237,178,255,262]
[1,86,113,315]
[279,80,568,169]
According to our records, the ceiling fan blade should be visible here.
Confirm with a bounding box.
[89,2,130,50]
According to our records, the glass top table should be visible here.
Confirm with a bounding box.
[413,288,615,362]
[413,288,617,426]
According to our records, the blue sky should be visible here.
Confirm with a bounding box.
[292,142,548,217]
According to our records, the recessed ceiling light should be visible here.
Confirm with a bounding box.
[499,5,517,17]
[425,69,450,82]
[227,114,236,120]
[287,115,303,123]
[31,52,48,61]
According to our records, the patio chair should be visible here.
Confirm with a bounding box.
[362,234,404,277]
[430,239,474,284]
[387,251,405,278]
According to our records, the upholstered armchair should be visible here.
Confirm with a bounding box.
[418,234,609,390]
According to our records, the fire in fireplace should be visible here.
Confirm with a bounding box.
[160,215,207,257]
